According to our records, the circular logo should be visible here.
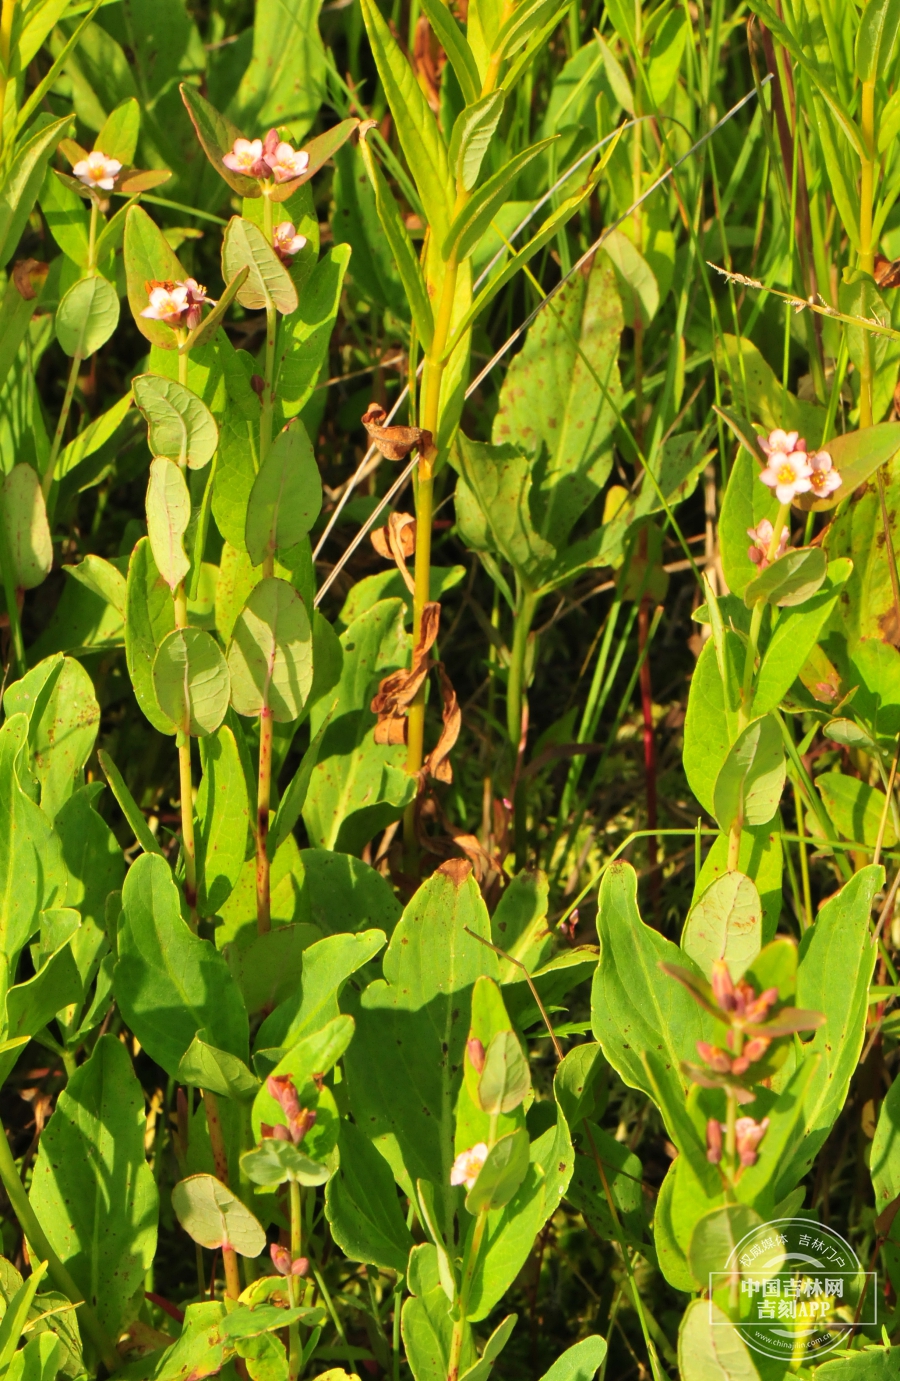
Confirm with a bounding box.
[711,1217,874,1360]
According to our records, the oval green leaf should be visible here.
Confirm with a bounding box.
[712,715,786,833]
[227,577,313,722]
[743,545,827,609]
[222,216,298,315]
[245,417,322,567]
[478,1029,531,1115]
[795,421,900,511]
[465,1126,530,1214]
[56,274,120,358]
[145,457,190,592]
[241,1138,330,1188]
[171,1173,265,1256]
[134,374,219,469]
[2,464,52,589]
[124,204,188,349]
[153,627,231,737]
[681,872,762,982]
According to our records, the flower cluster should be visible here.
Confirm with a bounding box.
[705,1115,770,1167]
[747,518,788,570]
[758,428,841,505]
[141,279,214,331]
[73,149,122,191]
[270,1243,309,1277]
[260,1073,317,1145]
[273,221,307,264]
[223,129,309,184]
[450,1142,488,1190]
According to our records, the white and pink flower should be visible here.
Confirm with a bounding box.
[73,149,122,191]
[222,137,266,176]
[450,1142,488,1190]
[759,448,813,504]
[141,278,214,330]
[747,518,789,569]
[265,140,309,184]
[807,449,842,498]
[273,221,307,263]
[759,428,803,459]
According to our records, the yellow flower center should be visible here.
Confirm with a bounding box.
[777,463,796,485]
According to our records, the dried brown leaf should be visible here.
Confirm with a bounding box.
[362,402,432,460]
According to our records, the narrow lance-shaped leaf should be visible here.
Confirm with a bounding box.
[442,138,557,262]
[2,465,52,589]
[358,128,434,352]
[448,91,506,192]
[418,0,480,104]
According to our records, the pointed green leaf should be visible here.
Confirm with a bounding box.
[97,749,163,856]
[153,626,231,737]
[196,724,250,917]
[28,1035,158,1343]
[115,851,249,1074]
[245,418,321,566]
[465,1127,530,1213]
[325,1119,414,1272]
[712,715,785,832]
[179,83,259,197]
[134,374,219,470]
[442,139,556,262]
[743,545,827,609]
[449,91,506,192]
[124,204,187,349]
[419,0,480,103]
[177,1034,259,1102]
[0,715,65,964]
[227,577,313,722]
[478,1030,531,1115]
[0,114,72,268]
[357,132,434,351]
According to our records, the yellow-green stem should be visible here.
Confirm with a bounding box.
[289,1180,302,1381]
[261,189,276,462]
[447,1210,489,1381]
[87,198,99,273]
[0,0,15,164]
[740,503,788,725]
[173,584,198,928]
[256,707,274,934]
[0,1119,119,1373]
[859,78,877,427]
[205,1092,241,1299]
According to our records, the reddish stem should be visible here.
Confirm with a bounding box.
[638,599,659,898]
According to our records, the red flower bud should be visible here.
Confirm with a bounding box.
[467,1038,486,1073]
[706,1119,723,1164]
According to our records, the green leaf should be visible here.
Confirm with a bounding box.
[683,636,741,816]
[184,267,250,352]
[687,1204,762,1289]
[124,204,187,349]
[419,0,480,103]
[464,1151,547,1322]
[39,168,90,267]
[358,0,454,246]
[222,217,298,316]
[55,781,124,928]
[357,132,434,352]
[171,1174,265,1256]
[798,421,900,512]
[55,271,119,359]
[177,1033,259,1102]
[253,929,386,1052]
[179,83,259,197]
[325,1119,414,1272]
[4,653,99,820]
[465,1128,530,1213]
[602,227,659,327]
[677,1298,760,1381]
[196,724,250,917]
[872,1074,900,1224]
[491,868,553,981]
[95,96,140,164]
[115,851,249,1076]
[124,539,176,735]
[58,389,134,482]
[443,139,556,262]
[816,771,897,848]
[753,582,843,715]
[458,1316,517,1381]
[2,465,52,590]
[716,444,781,598]
[743,546,828,609]
[492,0,566,60]
[344,861,499,1238]
[228,0,325,144]
[590,860,712,1108]
[153,627,231,737]
[3,1324,60,1381]
[245,419,321,566]
[250,1017,351,1166]
[274,244,350,418]
[402,1245,475,1381]
[449,92,506,193]
[712,715,785,833]
[0,115,72,269]
[681,872,762,982]
[647,8,688,105]
[856,0,900,79]
[224,921,319,1019]
[478,1030,531,1115]
[268,711,332,859]
[145,457,190,592]
[553,1043,606,1131]
[227,577,313,722]
[536,1338,607,1381]
[0,1263,49,1374]
[241,1138,329,1188]
[28,1035,158,1343]
[97,749,163,856]
[565,1118,643,1247]
[780,865,882,1193]
[133,374,218,470]
[0,716,65,964]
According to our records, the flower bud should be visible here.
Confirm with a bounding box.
[735,1116,769,1167]
[291,1256,309,1276]
[696,1041,732,1074]
[467,1038,485,1073]
[270,1243,292,1275]
[706,1119,723,1164]
[711,960,736,1012]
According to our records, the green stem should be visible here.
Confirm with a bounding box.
[740,503,788,726]
[793,778,813,930]
[256,707,273,934]
[446,1210,489,1381]
[776,710,852,881]
[0,1121,119,1373]
[261,190,276,464]
[859,78,877,427]
[508,589,538,870]
[0,0,15,166]
[87,198,99,273]
[43,351,81,505]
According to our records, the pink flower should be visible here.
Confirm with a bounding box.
[273,221,308,263]
[466,1038,486,1073]
[223,137,267,176]
[759,429,804,458]
[265,1073,317,1144]
[72,149,122,190]
[140,278,214,329]
[270,1244,308,1277]
[747,518,789,569]
[735,1116,769,1167]
[706,1119,723,1164]
[759,449,813,504]
[265,140,310,184]
[450,1142,488,1190]
[807,449,841,498]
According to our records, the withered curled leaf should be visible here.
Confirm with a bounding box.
[371,512,416,594]
[362,402,432,460]
[371,601,441,744]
